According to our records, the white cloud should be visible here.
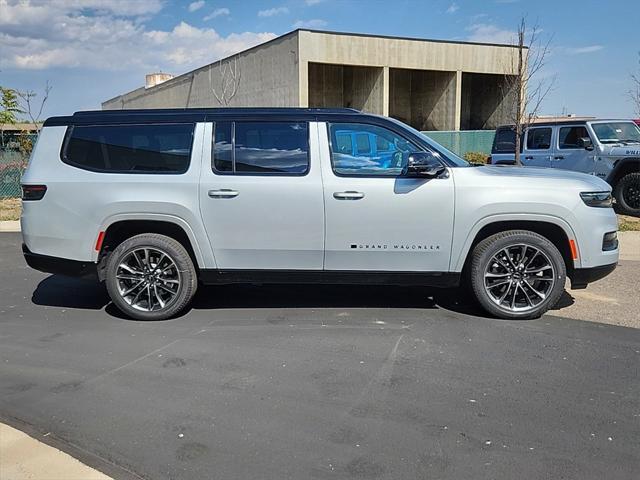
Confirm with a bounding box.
[188,1,205,12]
[204,7,230,20]
[293,19,328,28]
[0,1,275,71]
[446,3,459,14]
[466,23,515,44]
[258,7,289,17]
[563,45,604,55]
[305,0,323,4]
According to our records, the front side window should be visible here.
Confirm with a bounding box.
[329,123,419,176]
[559,126,590,149]
[212,121,309,175]
[526,128,552,150]
[63,123,194,173]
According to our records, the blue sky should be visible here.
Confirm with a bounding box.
[0,0,638,120]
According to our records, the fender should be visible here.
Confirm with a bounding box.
[450,213,580,272]
[605,157,640,185]
[94,212,217,269]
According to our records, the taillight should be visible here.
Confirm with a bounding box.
[21,184,47,201]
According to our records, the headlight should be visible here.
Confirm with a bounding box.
[580,191,613,208]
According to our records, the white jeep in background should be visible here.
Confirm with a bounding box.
[490,119,640,216]
[21,108,618,320]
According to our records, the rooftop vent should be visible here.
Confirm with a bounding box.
[145,73,174,89]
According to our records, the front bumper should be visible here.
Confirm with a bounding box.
[570,262,617,290]
[22,244,97,280]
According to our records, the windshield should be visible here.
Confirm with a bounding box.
[591,122,640,144]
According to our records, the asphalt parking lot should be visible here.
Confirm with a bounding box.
[1,232,639,480]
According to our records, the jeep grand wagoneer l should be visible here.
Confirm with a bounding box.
[21,108,618,320]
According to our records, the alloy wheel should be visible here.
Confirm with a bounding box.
[623,183,640,209]
[483,243,556,313]
[116,247,181,312]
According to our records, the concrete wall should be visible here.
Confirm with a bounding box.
[389,69,457,130]
[102,33,299,110]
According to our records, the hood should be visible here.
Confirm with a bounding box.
[603,145,640,156]
[474,165,610,190]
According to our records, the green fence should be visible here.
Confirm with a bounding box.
[422,130,496,158]
[1,150,28,199]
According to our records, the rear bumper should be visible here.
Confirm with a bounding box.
[570,262,617,290]
[22,244,97,280]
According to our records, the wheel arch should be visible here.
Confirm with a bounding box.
[95,214,212,277]
[453,215,578,275]
[607,157,640,186]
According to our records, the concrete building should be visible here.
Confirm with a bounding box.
[102,29,522,131]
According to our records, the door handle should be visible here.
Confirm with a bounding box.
[208,189,239,199]
[333,191,365,200]
[524,156,534,160]
[554,156,564,160]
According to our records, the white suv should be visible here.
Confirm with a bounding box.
[21,108,619,320]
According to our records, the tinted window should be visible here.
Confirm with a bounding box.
[492,127,516,153]
[63,124,193,173]
[213,122,233,172]
[212,121,309,175]
[526,128,552,150]
[559,126,590,149]
[329,123,419,176]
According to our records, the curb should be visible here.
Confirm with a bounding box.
[0,220,20,232]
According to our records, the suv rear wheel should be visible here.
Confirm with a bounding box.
[469,230,566,319]
[105,233,197,320]
[613,172,640,216]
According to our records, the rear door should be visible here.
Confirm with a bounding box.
[199,120,324,270]
[553,124,595,174]
[523,127,553,168]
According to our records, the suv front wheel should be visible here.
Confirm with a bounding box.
[105,233,198,320]
[469,230,566,319]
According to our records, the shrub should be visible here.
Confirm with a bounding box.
[464,151,490,165]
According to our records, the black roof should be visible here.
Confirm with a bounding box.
[44,107,364,127]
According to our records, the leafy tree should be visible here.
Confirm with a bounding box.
[0,87,25,147]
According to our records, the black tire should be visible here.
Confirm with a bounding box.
[469,230,566,320]
[613,172,640,216]
[105,233,197,320]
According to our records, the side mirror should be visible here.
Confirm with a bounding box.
[578,137,594,150]
[403,152,446,178]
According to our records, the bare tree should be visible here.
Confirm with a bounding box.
[502,18,555,166]
[629,52,640,117]
[17,80,52,132]
[209,56,241,106]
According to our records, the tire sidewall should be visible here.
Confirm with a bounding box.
[105,234,196,320]
[470,231,566,319]
[614,172,640,216]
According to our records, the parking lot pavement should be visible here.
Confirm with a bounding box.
[1,232,639,480]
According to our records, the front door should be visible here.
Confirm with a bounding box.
[320,121,454,272]
[553,125,595,174]
[522,127,553,168]
[199,120,324,270]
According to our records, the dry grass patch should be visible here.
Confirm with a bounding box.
[0,198,21,221]
[619,214,640,232]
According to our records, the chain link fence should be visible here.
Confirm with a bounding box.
[1,150,28,199]
[422,130,496,158]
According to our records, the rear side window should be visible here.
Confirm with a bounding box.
[63,124,194,174]
[492,127,524,153]
[212,121,309,175]
[526,128,552,150]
